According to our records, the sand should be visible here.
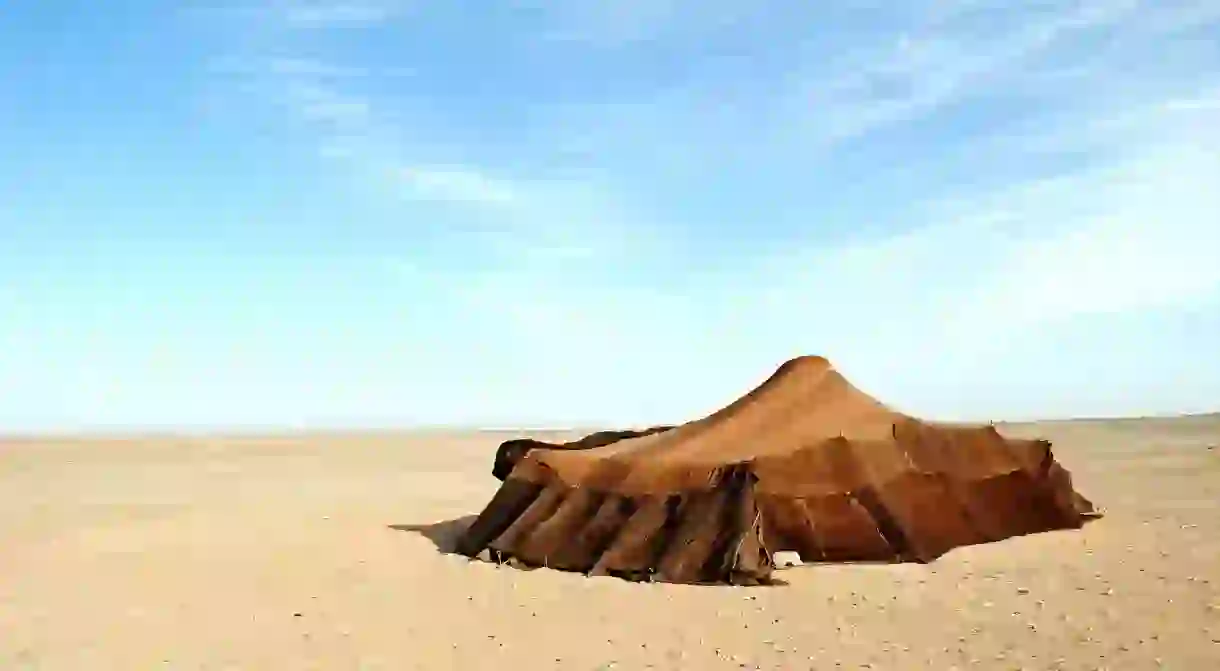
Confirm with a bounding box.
[2,418,1218,670]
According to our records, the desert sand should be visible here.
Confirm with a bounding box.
[2,417,1218,670]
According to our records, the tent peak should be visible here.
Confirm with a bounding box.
[764,355,837,387]
[776,355,832,372]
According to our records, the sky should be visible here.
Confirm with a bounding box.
[2,0,1219,432]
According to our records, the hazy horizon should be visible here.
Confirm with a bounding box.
[5,409,1218,440]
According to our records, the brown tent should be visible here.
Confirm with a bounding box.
[455,356,1099,585]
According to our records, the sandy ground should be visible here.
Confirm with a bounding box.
[2,418,1218,670]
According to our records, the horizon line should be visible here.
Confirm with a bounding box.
[2,410,1217,441]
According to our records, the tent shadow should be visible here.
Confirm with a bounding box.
[388,516,479,555]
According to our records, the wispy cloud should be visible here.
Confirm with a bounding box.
[516,1,1218,176]
[184,1,408,27]
[193,0,1220,421]
[789,0,1143,146]
[208,56,372,78]
[518,0,755,47]
[266,57,369,77]
[393,165,518,205]
[285,81,370,125]
[277,1,406,26]
[203,2,671,265]
[945,139,1220,333]
[716,83,1220,408]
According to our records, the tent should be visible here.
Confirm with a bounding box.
[455,356,1099,585]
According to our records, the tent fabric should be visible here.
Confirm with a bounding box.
[491,426,675,481]
[455,355,1099,585]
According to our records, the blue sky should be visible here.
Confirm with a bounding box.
[2,1,1219,431]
